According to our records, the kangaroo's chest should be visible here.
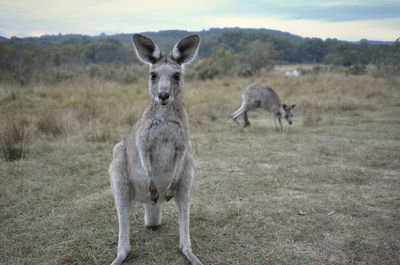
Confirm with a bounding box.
[147,120,183,173]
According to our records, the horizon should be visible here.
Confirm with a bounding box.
[0,27,396,43]
[0,27,400,43]
[1,1,400,42]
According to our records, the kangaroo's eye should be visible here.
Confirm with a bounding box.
[173,72,181,81]
[150,72,157,80]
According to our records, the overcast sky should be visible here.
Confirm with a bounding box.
[1,0,399,41]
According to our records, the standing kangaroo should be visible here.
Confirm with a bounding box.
[109,34,203,265]
[231,83,295,132]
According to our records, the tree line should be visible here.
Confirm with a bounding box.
[1,28,399,84]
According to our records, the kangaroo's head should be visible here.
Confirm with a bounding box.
[281,104,296,125]
[132,34,200,106]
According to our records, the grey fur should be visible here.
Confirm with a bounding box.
[231,83,295,132]
[109,34,203,265]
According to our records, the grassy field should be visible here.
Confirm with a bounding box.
[1,67,399,265]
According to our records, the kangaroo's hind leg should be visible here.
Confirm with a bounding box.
[175,166,203,265]
[243,111,250,127]
[109,142,132,265]
[231,101,246,125]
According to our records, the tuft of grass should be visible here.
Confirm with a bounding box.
[302,105,322,127]
[85,120,113,143]
[0,115,29,160]
[37,109,64,136]
[0,91,17,105]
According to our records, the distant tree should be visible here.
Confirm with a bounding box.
[300,38,325,63]
[323,41,358,66]
[84,38,132,64]
[243,40,277,73]
[390,37,400,65]
[338,42,358,66]
[212,43,240,75]
[358,39,373,64]
[193,43,240,79]
[0,42,16,71]
[53,53,61,66]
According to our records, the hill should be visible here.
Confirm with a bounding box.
[1,27,398,84]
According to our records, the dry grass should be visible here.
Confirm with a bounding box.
[1,68,399,265]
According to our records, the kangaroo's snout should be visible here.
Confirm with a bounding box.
[158,91,170,104]
[289,121,292,125]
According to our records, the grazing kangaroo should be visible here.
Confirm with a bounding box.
[109,34,203,265]
[231,83,295,132]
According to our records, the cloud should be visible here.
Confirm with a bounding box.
[0,0,218,36]
[219,1,400,22]
[284,3,400,21]
[207,16,400,41]
[0,0,399,40]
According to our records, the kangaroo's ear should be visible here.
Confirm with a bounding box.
[282,104,288,110]
[132,34,163,65]
[170,34,200,65]
[291,104,296,109]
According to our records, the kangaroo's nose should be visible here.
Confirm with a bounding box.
[289,121,293,125]
[158,92,170,101]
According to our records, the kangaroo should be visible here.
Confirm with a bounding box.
[109,34,203,265]
[231,83,295,132]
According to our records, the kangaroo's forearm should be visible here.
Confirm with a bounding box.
[164,148,185,200]
[172,148,186,181]
[138,149,153,179]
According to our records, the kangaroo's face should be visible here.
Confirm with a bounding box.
[149,60,182,105]
[282,104,296,125]
[132,34,200,106]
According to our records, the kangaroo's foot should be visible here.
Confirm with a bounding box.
[181,247,204,265]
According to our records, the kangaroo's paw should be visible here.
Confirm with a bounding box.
[149,180,159,203]
[164,181,177,201]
